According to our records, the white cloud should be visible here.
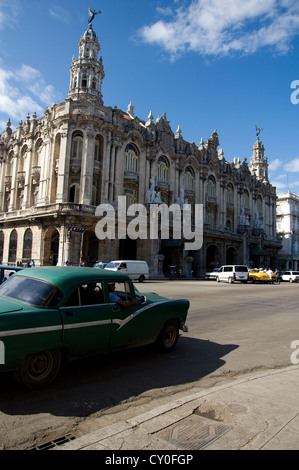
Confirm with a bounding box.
[271,180,287,189]
[0,0,22,31]
[49,5,71,24]
[269,158,282,171]
[139,0,299,58]
[284,158,299,172]
[0,63,59,125]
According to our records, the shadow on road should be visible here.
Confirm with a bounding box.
[0,337,238,418]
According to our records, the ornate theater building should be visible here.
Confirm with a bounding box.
[0,17,281,277]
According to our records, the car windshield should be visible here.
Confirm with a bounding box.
[0,275,63,308]
[105,262,119,269]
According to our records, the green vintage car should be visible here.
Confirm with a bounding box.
[0,267,189,389]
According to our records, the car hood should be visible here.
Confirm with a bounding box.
[0,296,24,314]
[143,292,169,302]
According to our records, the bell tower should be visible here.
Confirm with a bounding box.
[249,126,269,182]
[68,22,105,103]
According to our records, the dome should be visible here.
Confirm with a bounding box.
[83,24,97,41]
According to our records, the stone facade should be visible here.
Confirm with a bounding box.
[276,191,299,270]
[0,22,281,276]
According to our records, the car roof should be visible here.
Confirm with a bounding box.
[0,265,24,270]
[13,266,130,294]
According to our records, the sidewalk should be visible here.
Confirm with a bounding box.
[55,365,299,451]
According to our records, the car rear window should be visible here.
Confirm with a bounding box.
[235,266,248,272]
[0,276,63,308]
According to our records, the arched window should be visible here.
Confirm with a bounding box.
[82,75,87,88]
[184,167,195,191]
[18,145,27,172]
[257,195,263,214]
[124,188,137,207]
[6,151,14,177]
[206,208,216,230]
[157,156,169,183]
[227,183,234,205]
[69,178,80,203]
[207,175,216,198]
[32,139,43,167]
[71,132,83,159]
[125,144,139,173]
[8,230,17,263]
[23,228,33,260]
[242,189,250,209]
[94,135,103,162]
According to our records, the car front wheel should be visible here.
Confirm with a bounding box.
[156,321,179,352]
[13,350,61,389]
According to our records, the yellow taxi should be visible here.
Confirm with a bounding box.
[248,269,276,283]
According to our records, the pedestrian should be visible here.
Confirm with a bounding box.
[267,268,273,284]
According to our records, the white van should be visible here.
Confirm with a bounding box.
[216,265,249,283]
[105,260,149,282]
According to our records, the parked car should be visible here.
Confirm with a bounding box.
[105,260,149,282]
[281,271,299,282]
[0,265,24,284]
[248,269,276,283]
[216,265,249,283]
[93,262,108,269]
[205,268,220,280]
[0,267,189,389]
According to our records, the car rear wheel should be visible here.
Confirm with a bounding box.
[138,275,145,283]
[13,350,61,389]
[156,321,179,352]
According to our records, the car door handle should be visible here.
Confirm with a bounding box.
[65,311,74,317]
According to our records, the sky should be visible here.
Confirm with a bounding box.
[0,0,299,194]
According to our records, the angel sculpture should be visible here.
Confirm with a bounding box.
[88,8,102,24]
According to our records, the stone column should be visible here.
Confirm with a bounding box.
[81,131,94,205]
[103,132,111,201]
[56,130,70,203]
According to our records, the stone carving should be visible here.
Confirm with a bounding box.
[240,207,250,226]
[176,188,188,209]
[146,177,162,203]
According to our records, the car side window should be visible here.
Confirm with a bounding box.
[66,282,104,306]
[108,281,133,304]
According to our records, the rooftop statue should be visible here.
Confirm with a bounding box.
[88,8,102,25]
[255,125,263,138]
